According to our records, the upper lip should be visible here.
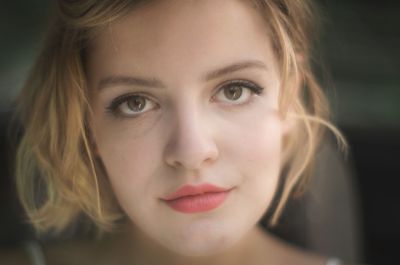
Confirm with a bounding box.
[161,183,230,201]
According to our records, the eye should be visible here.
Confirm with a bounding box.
[213,80,264,105]
[107,94,157,118]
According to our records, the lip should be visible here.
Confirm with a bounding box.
[161,183,233,213]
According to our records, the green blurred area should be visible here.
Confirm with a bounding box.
[0,0,399,129]
[319,0,400,130]
[0,0,51,110]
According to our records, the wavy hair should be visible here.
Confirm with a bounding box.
[15,0,345,234]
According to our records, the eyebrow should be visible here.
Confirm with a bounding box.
[98,76,165,90]
[203,60,267,81]
[97,60,268,90]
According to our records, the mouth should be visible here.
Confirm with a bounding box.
[161,183,233,213]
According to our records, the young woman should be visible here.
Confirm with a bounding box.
[12,0,353,264]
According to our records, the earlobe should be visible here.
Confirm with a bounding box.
[282,113,297,136]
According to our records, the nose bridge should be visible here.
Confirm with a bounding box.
[164,102,218,170]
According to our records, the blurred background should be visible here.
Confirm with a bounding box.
[318,1,400,264]
[0,0,399,264]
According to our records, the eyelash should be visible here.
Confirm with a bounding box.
[105,79,265,118]
[212,80,264,105]
[105,92,157,118]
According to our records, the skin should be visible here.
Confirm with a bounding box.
[87,0,325,264]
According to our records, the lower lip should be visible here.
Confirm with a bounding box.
[163,190,231,213]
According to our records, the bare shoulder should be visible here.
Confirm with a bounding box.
[44,239,93,265]
[42,235,122,265]
[277,242,327,265]
[266,236,364,265]
[250,227,327,265]
[0,233,131,265]
[328,260,370,265]
[43,238,101,265]
[0,247,30,265]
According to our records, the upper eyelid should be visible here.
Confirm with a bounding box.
[217,79,262,87]
[108,79,263,105]
[215,79,264,93]
[113,91,156,103]
[108,92,156,111]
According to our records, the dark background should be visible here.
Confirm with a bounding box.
[318,1,399,264]
[0,1,399,264]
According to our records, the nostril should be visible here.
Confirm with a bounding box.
[163,134,219,170]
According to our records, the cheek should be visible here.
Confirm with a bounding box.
[221,110,283,209]
[223,109,283,172]
[93,121,165,208]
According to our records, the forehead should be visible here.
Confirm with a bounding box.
[87,0,277,86]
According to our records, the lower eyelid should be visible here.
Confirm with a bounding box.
[221,80,264,92]
[106,81,264,115]
[213,81,263,100]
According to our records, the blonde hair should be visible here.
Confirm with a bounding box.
[15,0,345,234]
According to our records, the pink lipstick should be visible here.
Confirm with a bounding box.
[161,184,232,213]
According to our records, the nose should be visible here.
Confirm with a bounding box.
[164,108,219,171]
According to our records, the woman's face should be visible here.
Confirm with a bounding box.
[89,0,289,257]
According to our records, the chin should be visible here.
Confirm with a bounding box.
[159,221,242,257]
[166,237,233,257]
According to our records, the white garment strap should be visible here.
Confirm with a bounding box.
[24,241,46,265]
[326,257,343,265]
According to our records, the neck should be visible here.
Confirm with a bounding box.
[114,223,277,265]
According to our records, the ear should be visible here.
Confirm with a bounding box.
[282,111,298,136]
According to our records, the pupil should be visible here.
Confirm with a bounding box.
[224,86,242,100]
[127,96,145,111]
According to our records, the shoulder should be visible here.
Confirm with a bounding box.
[0,239,104,265]
[0,233,127,265]
[269,240,365,265]
[44,238,105,265]
[43,235,122,265]
[280,244,328,265]
[251,226,327,265]
[0,247,31,265]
